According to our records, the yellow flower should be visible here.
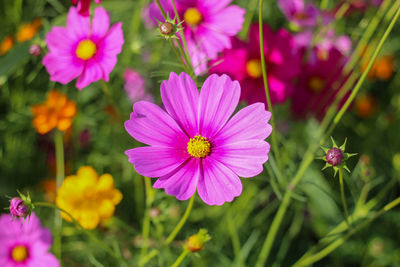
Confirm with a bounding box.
[56,166,123,229]
[0,36,14,55]
[16,18,42,42]
[31,90,77,134]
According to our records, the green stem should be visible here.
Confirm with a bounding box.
[164,194,195,245]
[54,130,64,260]
[169,38,191,73]
[255,11,399,258]
[255,153,314,267]
[338,168,350,227]
[35,202,123,263]
[227,207,244,267]
[170,0,196,77]
[171,249,190,267]
[140,250,159,266]
[154,0,167,18]
[294,197,400,266]
[333,4,400,125]
[258,0,282,174]
[140,177,153,267]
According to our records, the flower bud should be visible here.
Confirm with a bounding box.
[185,229,211,252]
[29,44,42,56]
[159,22,174,35]
[326,147,344,166]
[9,198,29,218]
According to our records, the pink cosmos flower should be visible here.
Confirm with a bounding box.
[210,24,301,106]
[124,69,154,103]
[124,72,272,205]
[278,0,320,28]
[0,213,59,267]
[43,7,124,90]
[294,29,352,58]
[147,0,245,74]
[291,48,349,120]
[71,0,102,16]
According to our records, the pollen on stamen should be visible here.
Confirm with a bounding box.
[187,135,211,158]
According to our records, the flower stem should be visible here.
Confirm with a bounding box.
[255,7,400,265]
[227,207,244,267]
[154,0,167,18]
[164,194,195,245]
[333,4,400,125]
[54,130,64,260]
[35,202,124,263]
[170,0,196,77]
[258,0,282,174]
[293,196,400,266]
[338,168,350,227]
[171,249,190,267]
[139,177,153,267]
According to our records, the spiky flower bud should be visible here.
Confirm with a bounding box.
[320,137,357,176]
[326,147,344,166]
[9,198,28,218]
[157,15,182,40]
[185,229,211,252]
[9,191,34,219]
[159,22,174,35]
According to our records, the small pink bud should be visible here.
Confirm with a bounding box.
[326,147,344,166]
[29,44,42,56]
[9,197,29,218]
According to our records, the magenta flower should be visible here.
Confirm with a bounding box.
[124,69,153,103]
[9,198,29,218]
[147,0,245,74]
[0,213,59,266]
[210,24,301,106]
[71,0,102,16]
[291,48,349,120]
[278,0,321,29]
[43,7,124,90]
[124,72,272,205]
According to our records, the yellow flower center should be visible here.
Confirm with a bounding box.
[187,135,211,158]
[184,8,203,27]
[76,39,97,60]
[308,77,325,93]
[11,245,29,262]
[246,59,262,78]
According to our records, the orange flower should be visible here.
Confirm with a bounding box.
[0,36,14,55]
[32,90,77,134]
[16,18,42,42]
[363,55,395,81]
[355,93,377,118]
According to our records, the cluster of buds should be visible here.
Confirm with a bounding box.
[320,137,357,176]
[185,229,211,252]
[8,191,34,219]
[157,15,183,40]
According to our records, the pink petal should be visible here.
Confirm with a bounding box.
[200,0,233,13]
[198,74,240,138]
[160,72,199,137]
[43,54,84,85]
[198,26,232,59]
[206,5,245,36]
[66,7,90,39]
[95,22,124,80]
[124,101,188,147]
[76,60,103,89]
[45,27,75,54]
[197,157,242,205]
[153,158,200,200]
[212,140,270,177]
[91,7,110,39]
[214,103,272,143]
[125,147,189,177]
[209,46,248,81]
